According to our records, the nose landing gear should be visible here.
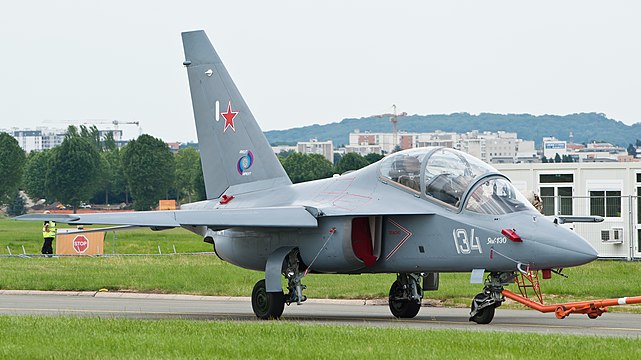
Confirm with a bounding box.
[469,272,511,324]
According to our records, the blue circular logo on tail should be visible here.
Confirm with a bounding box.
[237,150,254,175]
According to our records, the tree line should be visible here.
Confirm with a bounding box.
[0,128,384,213]
[0,126,203,213]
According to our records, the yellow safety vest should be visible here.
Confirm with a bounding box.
[42,221,57,238]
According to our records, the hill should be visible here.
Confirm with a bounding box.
[265,112,641,147]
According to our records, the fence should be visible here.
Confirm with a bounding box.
[540,195,640,260]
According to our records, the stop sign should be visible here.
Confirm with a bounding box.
[73,235,89,253]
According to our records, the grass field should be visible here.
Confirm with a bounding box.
[2,217,641,310]
[0,316,639,359]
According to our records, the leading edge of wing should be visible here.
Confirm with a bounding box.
[15,206,318,228]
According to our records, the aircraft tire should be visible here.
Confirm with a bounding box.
[251,279,285,320]
[469,293,495,324]
[388,280,421,318]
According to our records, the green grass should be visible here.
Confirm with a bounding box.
[3,216,641,311]
[0,316,639,359]
[0,216,208,255]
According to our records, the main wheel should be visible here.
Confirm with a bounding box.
[251,279,285,320]
[469,293,495,324]
[388,280,421,318]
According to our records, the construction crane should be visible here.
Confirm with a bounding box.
[372,105,407,149]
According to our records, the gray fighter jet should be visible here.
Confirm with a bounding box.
[17,30,599,324]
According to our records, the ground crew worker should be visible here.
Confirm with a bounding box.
[42,211,56,256]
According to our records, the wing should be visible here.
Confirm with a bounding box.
[15,206,318,229]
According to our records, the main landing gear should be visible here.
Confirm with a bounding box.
[388,273,423,318]
[251,249,307,320]
[469,272,511,324]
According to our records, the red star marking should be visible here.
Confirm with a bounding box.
[221,100,239,133]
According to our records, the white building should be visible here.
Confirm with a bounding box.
[348,129,534,163]
[272,145,297,156]
[574,142,628,162]
[495,162,641,259]
[297,139,334,163]
[542,137,568,159]
[344,144,382,156]
[2,127,123,152]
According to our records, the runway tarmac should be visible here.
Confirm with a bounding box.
[1,290,640,338]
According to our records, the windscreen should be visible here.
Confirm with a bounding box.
[465,177,537,215]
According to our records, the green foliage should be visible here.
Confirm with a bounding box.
[193,159,206,201]
[364,152,384,164]
[335,152,369,174]
[103,131,117,151]
[121,134,175,210]
[627,144,637,157]
[6,191,26,216]
[554,153,562,163]
[280,153,333,183]
[0,133,26,205]
[174,148,200,205]
[45,136,102,210]
[264,112,641,148]
[22,150,52,200]
[333,152,342,166]
[78,125,101,150]
[277,149,296,158]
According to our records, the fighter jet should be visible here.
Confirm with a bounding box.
[17,30,600,324]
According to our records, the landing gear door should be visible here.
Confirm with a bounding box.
[370,216,382,260]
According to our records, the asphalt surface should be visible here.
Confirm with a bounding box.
[1,290,640,338]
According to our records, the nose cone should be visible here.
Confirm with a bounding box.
[560,233,599,266]
[532,228,599,268]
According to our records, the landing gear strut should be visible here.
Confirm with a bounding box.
[284,249,307,305]
[252,248,308,320]
[388,273,423,318]
[469,272,511,324]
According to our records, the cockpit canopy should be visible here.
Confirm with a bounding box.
[379,147,536,214]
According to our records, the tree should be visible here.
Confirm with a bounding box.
[280,153,333,183]
[0,133,26,205]
[364,153,384,164]
[121,134,175,210]
[277,150,296,159]
[627,144,637,157]
[23,150,52,201]
[335,153,369,174]
[540,156,548,163]
[333,152,342,166]
[193,159,207,201]
[7,191,26,216]
[554,153,562,163]
[174,148,200,205]
[79,125,101,150]
[46,135,102,212]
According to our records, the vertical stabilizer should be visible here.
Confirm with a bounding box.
[182,30,291,199]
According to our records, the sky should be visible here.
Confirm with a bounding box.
[0,1,639,142]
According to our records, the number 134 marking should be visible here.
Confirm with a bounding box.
[452,228,483,254]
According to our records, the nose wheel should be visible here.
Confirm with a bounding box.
[469,272,509,324]
[469,293,496,324]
